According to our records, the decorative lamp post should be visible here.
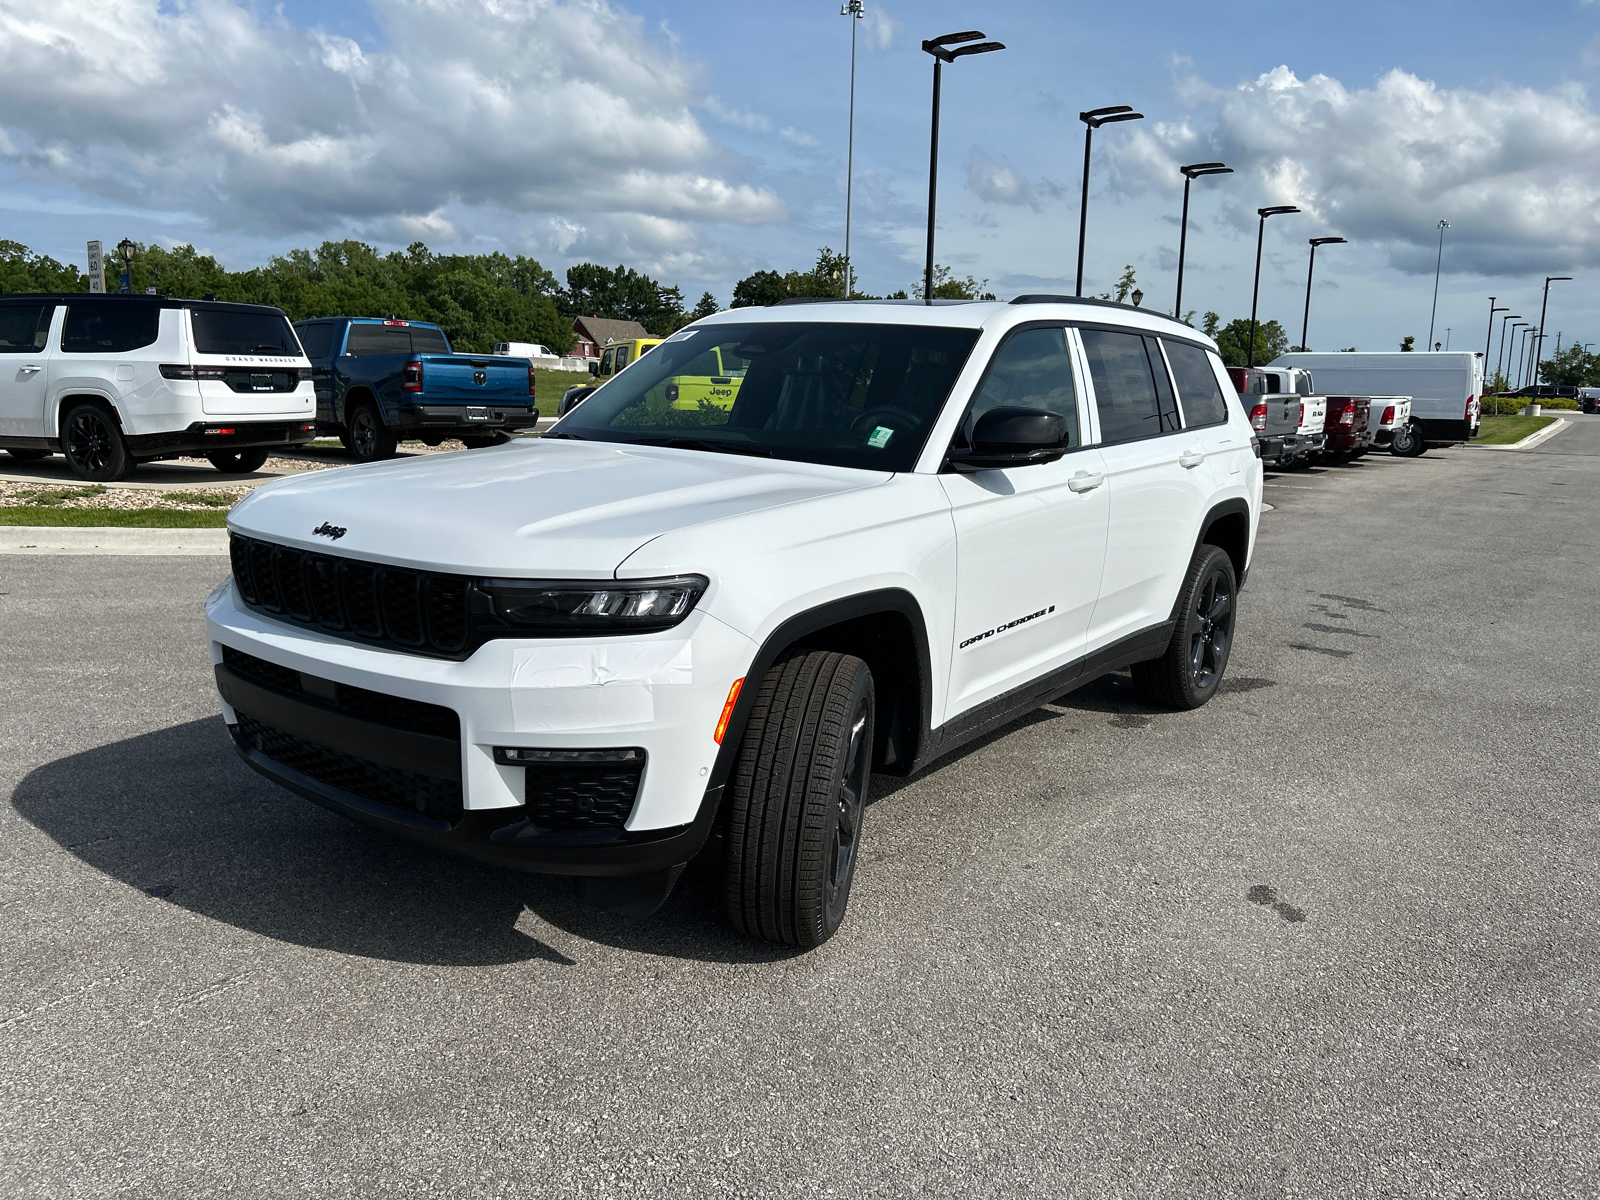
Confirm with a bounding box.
[1483,297,1507,385]
[1075,105,1144,297]
[1533,275,1572,385]
[921,31,1005,304]
[1496,314,1521,390]
[116,238,136,296]
[1173,162,1231,320]
[1248,206,1300,368]
[1426,219,1449,351]
[1300,236,1346,352]
[1130,288,1143,307]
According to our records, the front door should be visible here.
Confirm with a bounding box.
[941,324,1110,719]
[0,303,55,438]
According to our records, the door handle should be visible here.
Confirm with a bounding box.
[1067,471,1103,493]
[20,365,42,375]
[1178,450,1204,469]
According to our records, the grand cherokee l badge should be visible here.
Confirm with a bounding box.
[312,522,346,540]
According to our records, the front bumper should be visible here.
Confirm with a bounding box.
[124,420,316,458]
[395,404,540,433]
[206,579,756,876]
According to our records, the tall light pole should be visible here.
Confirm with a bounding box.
[1514,324,1533,388]
[921,30,1004,304]
[1248,205,1300,367]
[1497,314,1521,389]
[1173,162,1231,320]
[1300,236,1346,352]
[1484,298,1507,384]
[840,1,864,298]
[1075,105,1144,297]
[1426,219,1449,351]
[1533,275,1572,385]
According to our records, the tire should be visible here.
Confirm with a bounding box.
[460,433,512,449]
[206,447,271,474]
[724,650,875,948]
[1131,544,1237,711]
[1390,420,1426,457]
[346,403,396,462]
[61,402,134,482]
[5,448,50,462]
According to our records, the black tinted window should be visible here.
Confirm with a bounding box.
[191,309,299,355]
[295,323,336,359]
[409,326,450,354]
[60,302,160,354]
[1082,328,1166,444]
[0,304,51,354]
[1163,340,1229,428]
[965,326,1079,447]
[345,324,414,355]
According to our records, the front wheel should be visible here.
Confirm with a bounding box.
[1131,544,1237,710]
[724,650,874,948]
[1390,420,1426,457]
[206,447,270,474]
[61,402,134,481]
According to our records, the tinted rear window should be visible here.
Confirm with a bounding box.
[294,323,337,359]
[191,309,300,356]
[1163,340,1230,428]
[345,323,450,355]
[409,326,450,354]
[60,302,160,354]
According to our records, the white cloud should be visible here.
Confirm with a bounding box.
[965,148,1061,211]
[704,96,772,134]
[780,127,819,148]
[0,0,787,241]
[861,6,901,52]
[1107,65,1600,276]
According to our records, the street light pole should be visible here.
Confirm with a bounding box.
[1173,162,1231,319]
[921,31,1004,304]
[1300,236,1346,351]
[1484,297,1507,384]
[1248,206,1300,368]
[1426,219,1449,351]
[841,1,864,298]
[1497,315,1521,389]
[1075,105,1144,297]
[1514,325,1532,388]
[1533,275,1572,386]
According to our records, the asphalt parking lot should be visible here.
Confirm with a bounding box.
[3,419,1597,1197]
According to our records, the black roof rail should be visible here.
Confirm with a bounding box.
[1010,294,1190,322]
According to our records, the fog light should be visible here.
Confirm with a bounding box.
[493,746,645,766]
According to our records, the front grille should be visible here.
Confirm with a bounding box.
[230,533,471,657]
[525,763,643,830]
[221,646,460,739]
[237,712,463,821]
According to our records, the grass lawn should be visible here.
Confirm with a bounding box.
[535,369,595,417]
[1475,415,1558,446]
[0,506,228,528]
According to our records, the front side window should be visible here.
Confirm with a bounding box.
[191,309,300,355]
[1163,340,1229,428]
[0,304,51,354]
[1081,327,1174,445]
[60,302,160,354]
[555,321,981,472]
[961,326,1079,449]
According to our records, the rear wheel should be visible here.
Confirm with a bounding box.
[206,447,271,474]
[5,448,50,462]
[1390,420,1426,457]
[1132,544,1237,710]
[61,402,134,481]
[346,403,396,462]
[724,650,874,948]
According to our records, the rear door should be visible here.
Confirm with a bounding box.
[0,302,55,437]
[1162,338,1245,490]
[941,324,1109,716]
[294,321,341,423]
[1080,326,1209,651]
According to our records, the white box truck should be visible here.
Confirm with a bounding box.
[1270,351,1481,456]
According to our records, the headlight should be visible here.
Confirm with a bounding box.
[480,575,708,634]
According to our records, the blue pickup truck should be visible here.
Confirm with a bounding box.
[291,317,539,460]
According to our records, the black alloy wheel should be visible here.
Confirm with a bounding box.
[346,404,396,462]
[206,447,271,474]
[61,402,133,481]
[829,696,871,922]
[1131,544,1238,710]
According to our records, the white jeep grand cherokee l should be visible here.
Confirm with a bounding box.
[207,297,1262,946]
[0,294,315,480]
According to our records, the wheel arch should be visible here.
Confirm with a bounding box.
[1197,498,1251,585]
[339,385,379,427]
[54,391,125,438]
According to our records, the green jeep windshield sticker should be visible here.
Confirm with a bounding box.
[867,426,894,449]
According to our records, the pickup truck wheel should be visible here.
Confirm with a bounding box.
[5,448,50,461]
[205,447,270,474]
[347,403,396,461]
[61,402,134,481]
[1390,420,1426,457]
[724,650,874,948]
[1132,545,1237,710]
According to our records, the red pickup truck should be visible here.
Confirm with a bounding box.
[1323,396,1374,461]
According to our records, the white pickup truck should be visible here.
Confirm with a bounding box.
[1366,396,1413,450]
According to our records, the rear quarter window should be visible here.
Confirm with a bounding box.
[60,302,160,354]
[1163,340,1230,428]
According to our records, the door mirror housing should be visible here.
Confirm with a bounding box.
[948,407,1070,471]
[588,361,600,376]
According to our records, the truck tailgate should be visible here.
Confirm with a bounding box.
[422,356,529,404]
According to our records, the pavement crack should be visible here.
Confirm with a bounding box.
[1302,623,1377,638]
[1290,643,1353,659]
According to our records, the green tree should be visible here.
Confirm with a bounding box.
[690,291,719,320]
[731,269,789,308]
[0,240,88,293]
[1101,264,1137,304]
[1540,342,1600,387]
[918,263,990,300]
[1212,318,1289,368]
[562,263,681,336]
[1399,335,1415,352]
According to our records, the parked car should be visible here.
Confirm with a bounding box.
[1226,366,1302,465]
[1578,387,1600,414]
[293,317,540,461]
[209,296,1262,946]
[0,293,314,481]
[1366,396,1412,448]
[1271,351,1481,456]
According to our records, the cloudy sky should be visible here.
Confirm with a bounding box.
[2,0,1598,355]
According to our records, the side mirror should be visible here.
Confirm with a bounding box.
[948,407,1069,472]
[588,361,600,376]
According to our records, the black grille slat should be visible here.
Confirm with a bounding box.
[340,561,383,638]
[220,646,460,740]
[248,541,281,611]
[237,712,463,821]
[229,536,258,605]
[379,569,426,646]
[221,645,303,695]
[525,764,642,830]
[424,576,469,653]
[275,548,313,621]
[306,555,345,629]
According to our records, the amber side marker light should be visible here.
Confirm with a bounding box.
[714,678,744,744]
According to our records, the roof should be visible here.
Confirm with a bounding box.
[572,315,652,346]
[0,292,285,314]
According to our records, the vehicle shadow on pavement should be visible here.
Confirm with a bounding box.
[11,718,792,968]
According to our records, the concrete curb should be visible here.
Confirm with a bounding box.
[0,526,229,555]
[1470,417,1570,452]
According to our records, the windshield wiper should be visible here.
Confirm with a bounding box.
[636,436,772,458]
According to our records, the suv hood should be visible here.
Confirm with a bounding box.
[228,439,885,577]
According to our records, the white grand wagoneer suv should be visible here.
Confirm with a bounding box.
[207,297,1263,947]
[0,294,315,480]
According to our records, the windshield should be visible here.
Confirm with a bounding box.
[191,309,301,356]
[552,321,980,471]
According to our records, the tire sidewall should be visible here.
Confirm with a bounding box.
[62,403,130,482]
[1176,547,1237,707]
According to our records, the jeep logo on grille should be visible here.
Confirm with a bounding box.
[473,369,487,385]
[312,521,346,540]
